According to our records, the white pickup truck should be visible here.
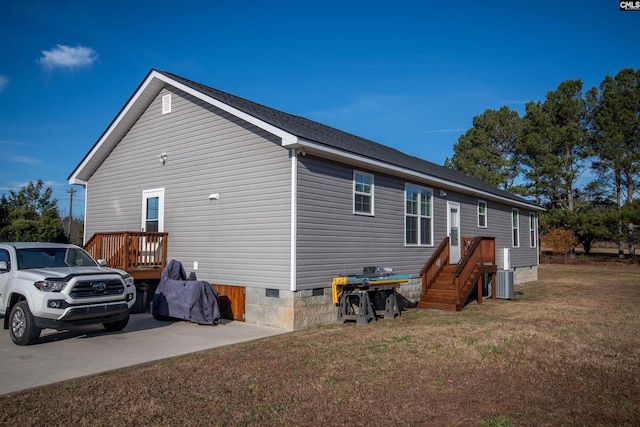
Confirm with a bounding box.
[0,242,136,345]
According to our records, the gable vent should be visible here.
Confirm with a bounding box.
[162,94,171,114]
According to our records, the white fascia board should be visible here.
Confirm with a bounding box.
[69,70,298,185]
[288,138,544,212]
[158,73,299,147]
[69,71,165,185]
[70,177,87,186]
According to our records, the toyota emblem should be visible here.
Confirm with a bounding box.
[92,282,107,292]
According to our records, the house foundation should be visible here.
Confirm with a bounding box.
[513,266,538,284]
[243,277,423,330]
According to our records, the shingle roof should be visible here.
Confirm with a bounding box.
[158,70,537,208]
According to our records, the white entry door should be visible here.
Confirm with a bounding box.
[140,188,165,264]
[448,202,461,264]
[142,188,165,232]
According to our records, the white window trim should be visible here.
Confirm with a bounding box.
[478,200,488,228]
[529,212,537,248]
[405,184,433,247]
[512,208,520,248]
[353,170,374,216]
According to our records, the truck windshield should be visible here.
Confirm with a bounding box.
[16,248,98,270]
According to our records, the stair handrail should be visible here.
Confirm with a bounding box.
[420,237,450,293]
[452,236,495,302]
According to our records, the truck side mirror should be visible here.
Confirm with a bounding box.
[0,261,8,272]
[97,259,107,267]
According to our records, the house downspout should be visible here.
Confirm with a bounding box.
[290,149,298,292]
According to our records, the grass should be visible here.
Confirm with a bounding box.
[1,263,639,426]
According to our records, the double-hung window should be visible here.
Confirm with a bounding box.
[406,185,433,246]
[478,200,487,228]
[529,213,537,248]
[353,171,374,215]
[512,209,520,248]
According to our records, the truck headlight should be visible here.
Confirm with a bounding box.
[123,274,134,288]
[34,280,67,292]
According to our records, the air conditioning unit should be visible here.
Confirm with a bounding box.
[496,270,514,300]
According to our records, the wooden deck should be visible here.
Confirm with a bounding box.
[84,232,168,281]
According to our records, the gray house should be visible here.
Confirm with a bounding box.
[69,69,543,330]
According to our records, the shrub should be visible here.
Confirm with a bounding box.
[541,228,577,257]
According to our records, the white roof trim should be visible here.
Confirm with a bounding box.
[69,70,542,212]
[287,138,544,211]
[69,73,162,185]
[69,70,298,185]
[161,72,299,146]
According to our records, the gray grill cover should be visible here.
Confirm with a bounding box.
[152,259,221,325]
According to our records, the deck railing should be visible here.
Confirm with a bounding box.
[419,236,497,309]
[453,236,496,302]
[84,232,168,279]
[420,237,450,294]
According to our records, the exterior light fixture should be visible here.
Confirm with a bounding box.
[158,152,168,165]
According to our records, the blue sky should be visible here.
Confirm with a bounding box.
[1,1,638,216]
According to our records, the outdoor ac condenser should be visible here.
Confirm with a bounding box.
[496,270,514,300]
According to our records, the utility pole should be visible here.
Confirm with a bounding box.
[67,188,76,238]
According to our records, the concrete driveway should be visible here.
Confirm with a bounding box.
[0,313,287,396]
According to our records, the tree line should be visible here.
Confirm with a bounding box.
[0,180,84,246]
[445,68,640,260]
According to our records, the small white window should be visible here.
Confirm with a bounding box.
[529,213,537,248]
[353,171,374,215]
[478,200,487,228]
[512,209,520,248]
[162,94,171,114]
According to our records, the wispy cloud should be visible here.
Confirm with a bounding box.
[7,154,43,165]
[424,128,467,134]
[37,44,98,70]
[0,140,36,148]
[308,94,412,119]
[0,180,63,193]
[0,74,8,92]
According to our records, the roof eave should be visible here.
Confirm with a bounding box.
[69,70,299,186]
[68,69,167,185]
[287,138,544,211]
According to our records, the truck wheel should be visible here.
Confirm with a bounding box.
[9,301,42,346]
[103,314,129,332]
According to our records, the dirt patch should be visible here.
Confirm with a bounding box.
[1,264,639,426]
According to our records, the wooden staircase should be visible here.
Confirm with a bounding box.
[417,236,497,311]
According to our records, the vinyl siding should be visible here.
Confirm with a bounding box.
[85,86,291,289]
[295,156,538,289]
[436,194,538,269]
[296,156,440,289]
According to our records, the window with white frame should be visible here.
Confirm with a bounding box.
[405,185,433,246]
[353,171,374,215]
[478,200,487,228]
[512,209,520,247]
[529,213,537,248]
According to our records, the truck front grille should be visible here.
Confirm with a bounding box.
[70,279,124,298]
